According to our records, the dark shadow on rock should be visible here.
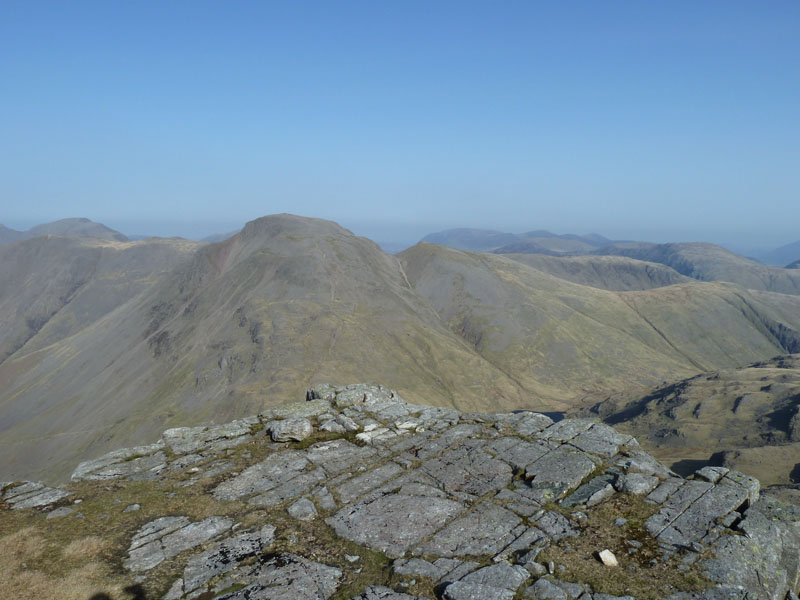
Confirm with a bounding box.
[540,411,565,422]
[670,458,710,478]
[124,585,148,600]
[790,462,800,484]
[87,585,149,600]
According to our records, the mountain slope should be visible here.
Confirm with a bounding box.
[0,216,531,482]
[26,217,128,241]
[759,240,800,267]
[400,242,800,400]
[0,225,26,245]
[500,253,692,291]
[4,215,800,483]
[594,242,800,295]
[0,236,200,363]
[582,355,800,485]
[0,218,128,245]
[421,228,609,253]
[420,228,520,251]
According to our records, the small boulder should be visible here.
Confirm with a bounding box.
[598,549,618,567]
[288,498,318,521]
[269,418,313,442]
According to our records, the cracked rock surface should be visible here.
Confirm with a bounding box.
[3,383,799,600]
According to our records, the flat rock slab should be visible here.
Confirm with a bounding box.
[327,493,464,558]
[537,419,595,443]
[10,487,72,510]
[213,450,309,501]
[163,420,253,455]
[249,467,326,507]
[305,439,379,475]
[525,446,599,502]
[214,553,342,600]
[485,438,556,471]
[570,424,633,458]
[645,480,714,538]
[656,478,749,548]
[71,443,166,481]
[350,586,430,600]
[421,444,514,496]
[444,581,515,600]
[335,462,404,504]
[179,526,276,595]
[417,502,521,557]
[458,562,530,590]
[124,516,233,572]
[288,497,318,521]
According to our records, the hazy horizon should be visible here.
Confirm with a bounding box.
[1,213,795,258]
[3,2,799,254]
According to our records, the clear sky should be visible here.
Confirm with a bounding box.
[2,1,799,249]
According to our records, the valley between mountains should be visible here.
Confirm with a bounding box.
[1,214,800,485]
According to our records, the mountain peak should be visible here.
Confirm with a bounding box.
[239,213,355,241]
[0,217,130,244]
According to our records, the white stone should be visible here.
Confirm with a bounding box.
[598,549,618,567]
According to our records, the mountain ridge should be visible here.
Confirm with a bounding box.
[0,218,129,245]
[421,227,611,253]
[3,214,800,483]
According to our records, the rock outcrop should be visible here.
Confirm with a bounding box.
[2,383,799,600]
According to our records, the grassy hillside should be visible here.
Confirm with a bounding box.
[3,216,800,484]
[501,253,692,291]
[0,236,200,363]
[421,228,608,253]
[0,216,531,482]
[594,241,800,295]
[400,243,800,397]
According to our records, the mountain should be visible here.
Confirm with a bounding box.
[594,241,800,295]
[0,215,531,482]
[420,228,520,251]
[582,355,800,486]
[0,218,128,245]
[0,224,26,245]
[421,228,610,253]
[758,240,800,267]
[0,235,201,364]
[787,259,800,269]
[3,384,797,600]
[494,231,612,254]
[500,254,692,291]
[399,243,800,401]
[4,215,800,483]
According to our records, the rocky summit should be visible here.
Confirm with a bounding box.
[1,384,799,600]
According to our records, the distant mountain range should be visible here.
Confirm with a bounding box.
[3,214,800,482]
[592,241,800,295]
[0,217,128,244]
[757,240,800,267]
[421,228,800,296]
[421,227,612,253]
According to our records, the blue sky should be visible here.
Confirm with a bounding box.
[2,1,798,249]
